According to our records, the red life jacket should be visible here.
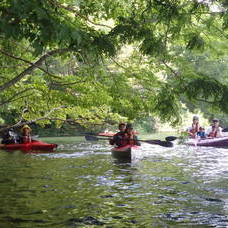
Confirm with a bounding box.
[208,126,218,138]
[122,133,136,146]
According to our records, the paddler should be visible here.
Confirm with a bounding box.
[1,128,18,144]
[206,118,223,138]
[197,127,206,139]
[109,123,126,147]
[187,116,200,138]
[123,124,141,146]
[21,125,32,143]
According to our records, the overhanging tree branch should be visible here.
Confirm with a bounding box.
[161,60,180,77]
[0,49,62,79]
[0,48,72,92]
[0,88,34,106]
[0,105,68,133]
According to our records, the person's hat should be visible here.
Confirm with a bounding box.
[212,118,219,122]
[193,116,199,120]
[21,125,32,131]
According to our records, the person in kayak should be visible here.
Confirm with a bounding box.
[109,123,126,147]
[206,118,223,138]
[20,125,32,143]
[122,124,141,146]
[187,116,200,138]
[197,127,206,139]
[1,128,18,144]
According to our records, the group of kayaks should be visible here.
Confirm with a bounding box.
[1,132,228,155]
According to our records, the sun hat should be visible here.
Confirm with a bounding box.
[21,125,32,132]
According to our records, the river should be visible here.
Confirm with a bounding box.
[0,136,227,227]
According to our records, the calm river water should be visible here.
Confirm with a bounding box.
[0,136,227,227]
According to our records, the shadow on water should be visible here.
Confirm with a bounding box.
[0,136,228,227]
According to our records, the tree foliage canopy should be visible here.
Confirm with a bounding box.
[1,0,228,129]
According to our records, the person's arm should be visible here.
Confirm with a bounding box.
[109,138,114,145]
[206,127,212,137]
[220,127,223,137]
[109,134,117,145]
[186,127,195,137]
[216,127,223,137]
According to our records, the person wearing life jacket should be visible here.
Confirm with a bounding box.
[20,125,32,143]
[122,124,141,146]
[206,118,223,138]
[197,127,206,139]
[1,128,18,144]
[187,116,200,138]
[109,123,126,147]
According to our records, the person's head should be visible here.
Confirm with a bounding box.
[212,118,219,127]
[8,128,15,136]
[118,123,126,132]
[192,116,199,123]
[21,125,32,135]
[125,123,133,133]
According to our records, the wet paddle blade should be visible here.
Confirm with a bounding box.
[142,140,173,147]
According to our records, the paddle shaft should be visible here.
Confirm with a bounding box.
[85,135,173,147]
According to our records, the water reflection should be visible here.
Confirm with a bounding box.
[0,138,227,227]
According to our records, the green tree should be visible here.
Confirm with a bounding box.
[0,0,228,131]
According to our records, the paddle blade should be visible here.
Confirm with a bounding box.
[159,141,174,147]
[165,136,178,142]
[143,140,173,147]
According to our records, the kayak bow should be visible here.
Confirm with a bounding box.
[111,145,139,160]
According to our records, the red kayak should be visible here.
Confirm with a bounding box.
[0,140,57,152]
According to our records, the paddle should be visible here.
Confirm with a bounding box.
[85,135,173,147]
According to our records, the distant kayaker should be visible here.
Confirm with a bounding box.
[21,125,32,143]
[123,124,141,146]
[1,128,18,144]
[197,127,206,139]
[206,119,223,138]
[109,123,126,147]
[187,116,200,138]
